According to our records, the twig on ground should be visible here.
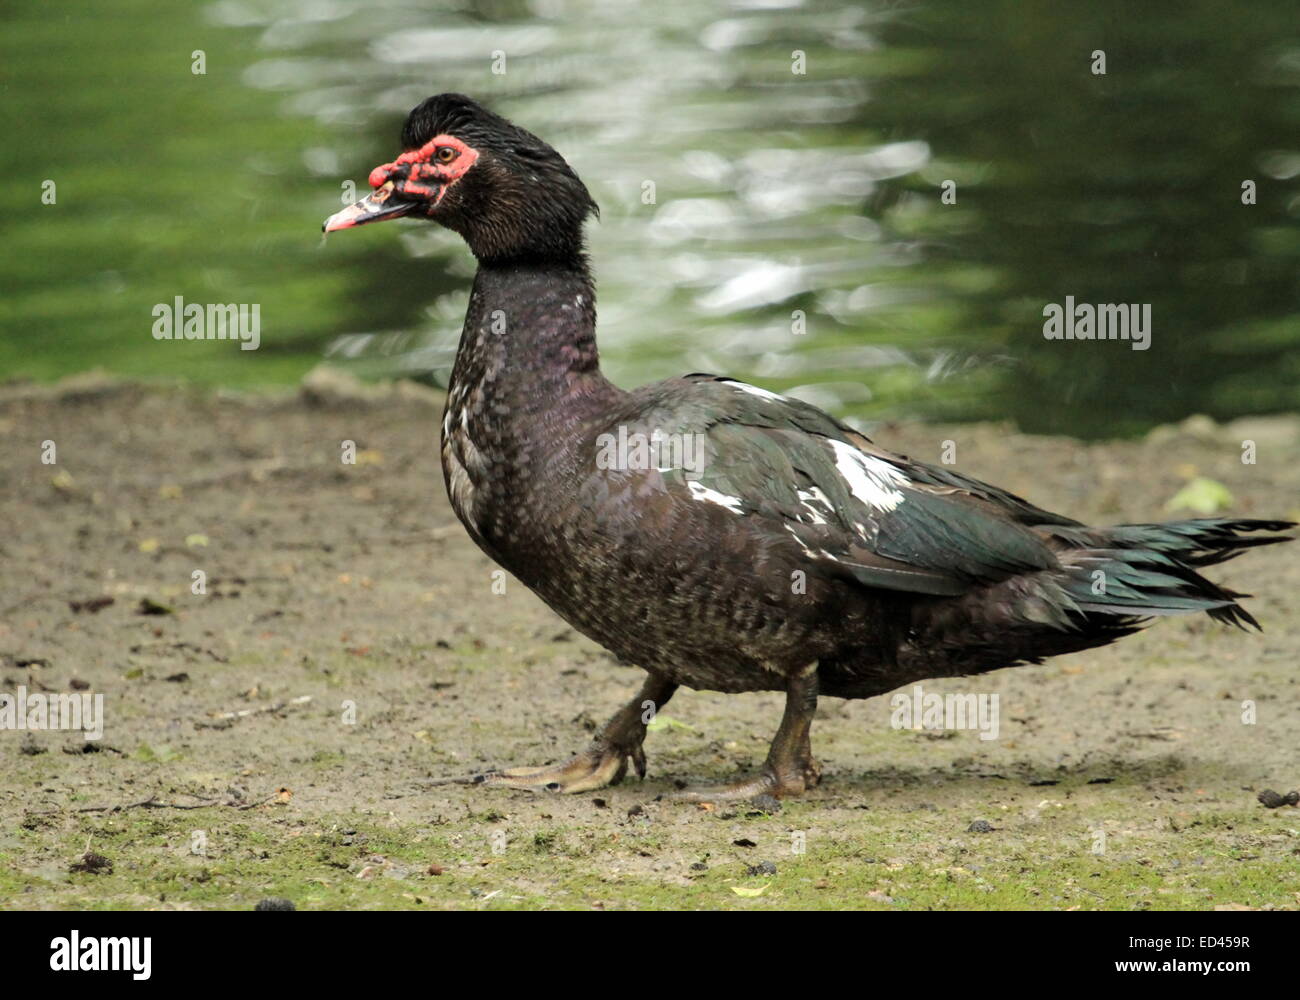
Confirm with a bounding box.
[196,694,312,728]
[28,791,285,816]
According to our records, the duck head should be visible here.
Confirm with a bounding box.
[324,93,598,263]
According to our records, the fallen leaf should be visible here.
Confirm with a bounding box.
[1165,477,1233,515]
[647,715,696,733]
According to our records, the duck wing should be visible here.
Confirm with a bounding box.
[602,375,1069,598]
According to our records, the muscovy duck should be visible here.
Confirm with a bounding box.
[325,94,1293,800]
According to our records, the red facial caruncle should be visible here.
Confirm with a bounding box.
[367,134,479,208]
[322,133,480,233]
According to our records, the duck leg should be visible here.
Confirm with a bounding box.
[677,663,822,802]
[477,673,678,793]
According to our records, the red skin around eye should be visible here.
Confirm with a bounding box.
[408,163,443,181]
[400,182,441,199]
[368,134,479,189]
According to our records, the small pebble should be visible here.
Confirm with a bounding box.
[967,820,995,833]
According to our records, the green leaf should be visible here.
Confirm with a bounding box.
[646,715,695,733]
[1165,477,1234,515]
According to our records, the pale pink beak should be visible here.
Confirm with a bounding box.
[323,181,419,233]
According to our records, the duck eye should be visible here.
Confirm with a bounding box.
[435,146,457,164]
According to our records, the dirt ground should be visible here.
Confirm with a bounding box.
[1,372,1297,910]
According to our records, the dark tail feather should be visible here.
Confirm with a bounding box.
[1051,518,1295,567]
[910,517,1289,678]
[1052,518,1293,631]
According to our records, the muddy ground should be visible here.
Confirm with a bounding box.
[1,372,1297,910]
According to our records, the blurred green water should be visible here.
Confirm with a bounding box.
[869,0,1300,436]
[3,0,1298,436]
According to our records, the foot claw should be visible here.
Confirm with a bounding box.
[477,740,643,794]
[672,759,821,803]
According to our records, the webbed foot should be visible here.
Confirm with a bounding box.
[473,673,677,795]
[675,664,821,803]
[476,740,644,793]
[674,755,822,802]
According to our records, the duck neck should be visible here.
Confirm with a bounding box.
[447,255,617,437]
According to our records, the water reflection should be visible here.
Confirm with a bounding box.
[224,0,931,418]
[7,0,1297,438]
[866,0,1300,435]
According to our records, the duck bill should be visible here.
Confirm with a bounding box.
[323,181,421,232]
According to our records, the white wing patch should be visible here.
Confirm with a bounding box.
[827,439,907,513]
[784,522,838,561]
[688,480,745,514]
[785,522,815,555]
[796,486,832,525]
[731,382,786,402]
[443,443,476,523]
